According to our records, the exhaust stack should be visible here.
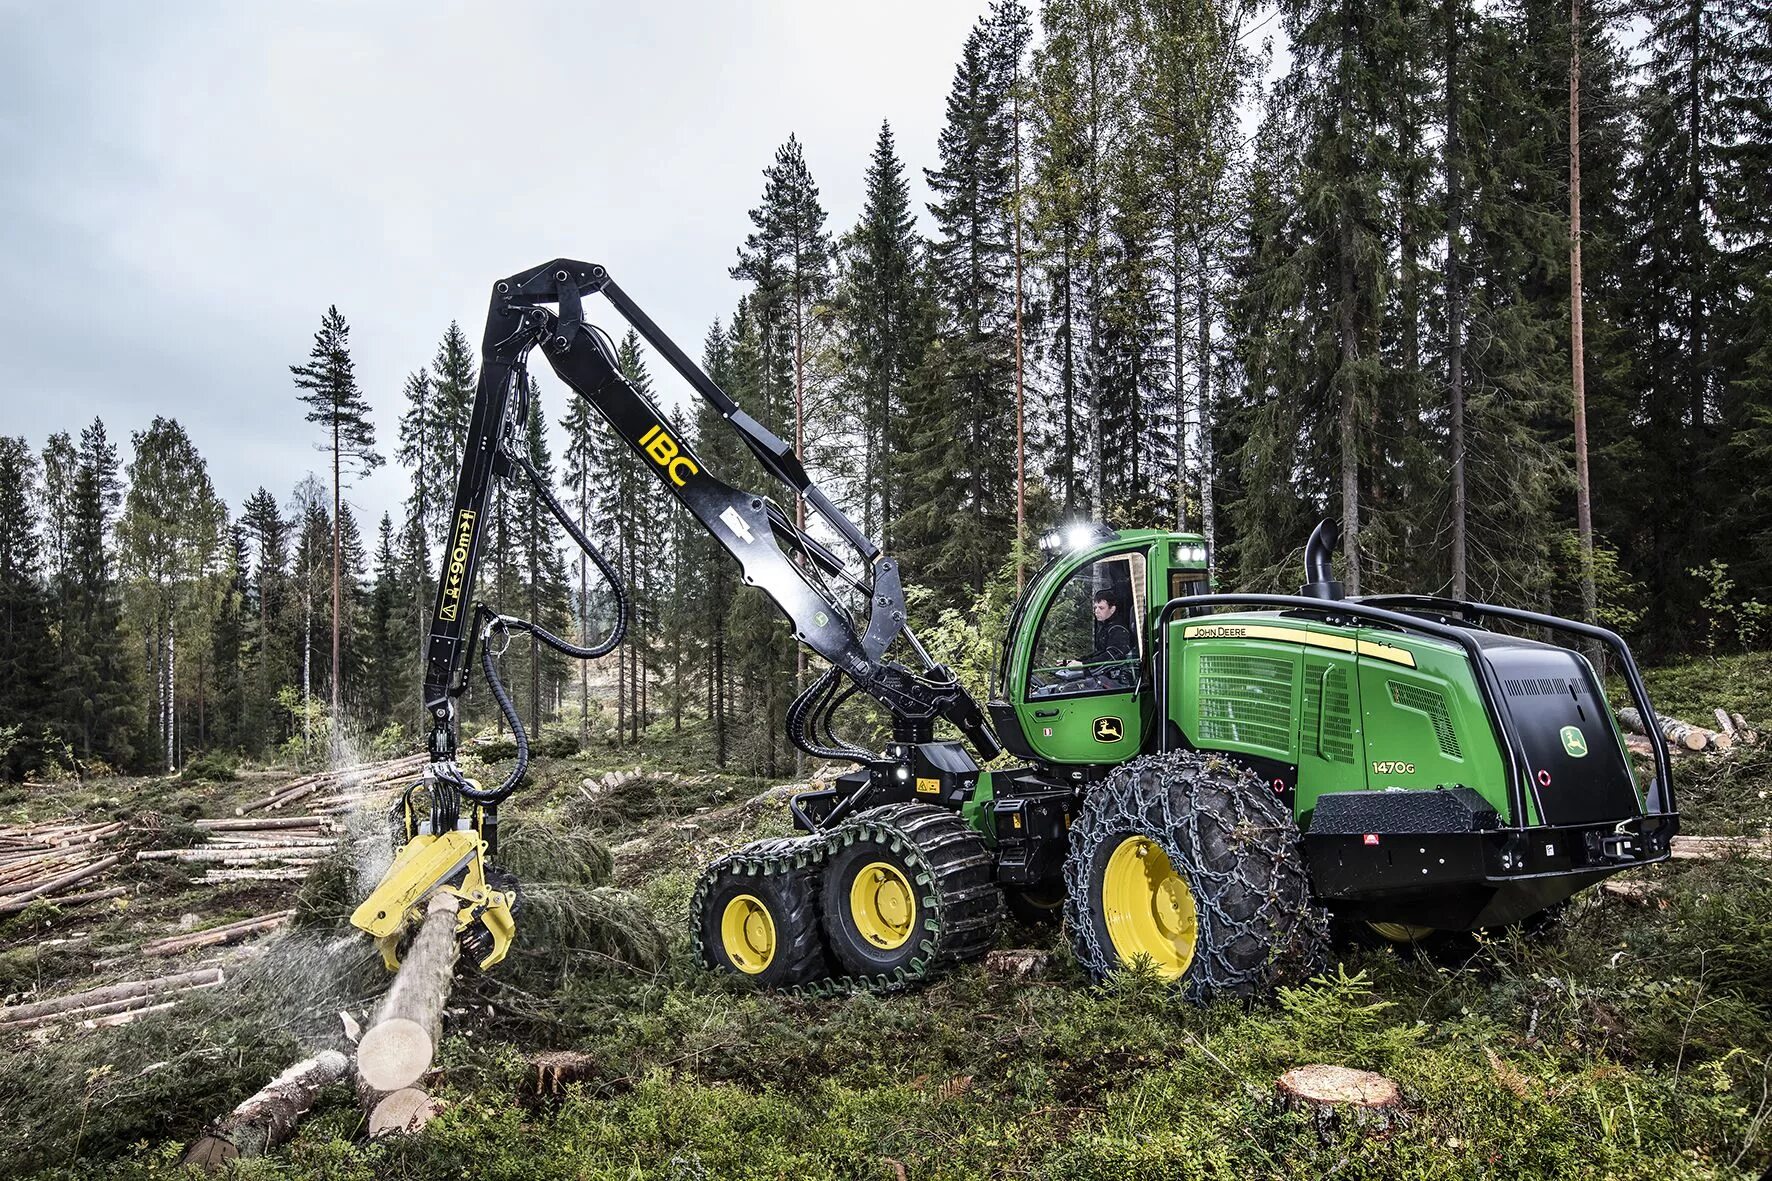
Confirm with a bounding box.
[1299,519,1345,600]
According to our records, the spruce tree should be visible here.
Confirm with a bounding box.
[899,12,1024,595]
[239,486,290,753]
[290,305,382,740]
[840,121,925,549]
[57,419,133,770]
[0,437,56,779]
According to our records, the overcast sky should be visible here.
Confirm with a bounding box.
[0,0,1002,537]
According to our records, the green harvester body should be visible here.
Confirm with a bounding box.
[955,524,1678,934]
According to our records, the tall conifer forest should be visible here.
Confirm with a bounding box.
[2,0,1768,781]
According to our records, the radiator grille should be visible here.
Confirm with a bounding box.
[1321,666,1357,763]
[1198,654,1294,755]
[1504,676,1577,698]
[1389,681,1463,760]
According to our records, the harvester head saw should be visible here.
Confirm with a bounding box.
[349,771,518,972]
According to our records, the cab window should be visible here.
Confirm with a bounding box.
[1169,571,1208,600]
[1027,552,1147,699]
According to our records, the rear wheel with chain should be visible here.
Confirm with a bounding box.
[1065,751,1327,1000]
[820,803,1000,985]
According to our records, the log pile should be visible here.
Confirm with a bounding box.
[0,818,128,915]
[136,815,343,884]
[1617,707,1760,756]
[235,753,424,817]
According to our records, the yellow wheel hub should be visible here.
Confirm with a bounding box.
[1366,921,1436,945]
[720,894,776,974]
[850,861,917,951]
[1102,836,1198,979]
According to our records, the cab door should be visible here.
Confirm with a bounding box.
[1014,548,1150,765]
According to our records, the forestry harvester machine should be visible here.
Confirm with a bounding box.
[352,258,1678,999]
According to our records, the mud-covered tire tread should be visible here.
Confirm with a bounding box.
[1064,751,1328,1001]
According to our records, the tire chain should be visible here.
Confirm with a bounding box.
[1064,750,1329,1000]
[690,802,1000,997]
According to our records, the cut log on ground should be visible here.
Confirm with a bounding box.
[1617,707,1722,752]
[141,911,295,957]
[983,949,1052,979]
[195,816,333,833]
[0,967,224,1025]
[367,1086,445,1138]
[1277,1064,1404,1141]
[356,894,460,1092]
[1601,878,1665,905]
[181,1050,351,1171]
[1671,835,1772,861]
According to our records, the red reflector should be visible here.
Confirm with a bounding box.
[1363,834,1381,846]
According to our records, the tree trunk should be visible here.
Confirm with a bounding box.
[1570,0,1598,658]
[182,1050,351,1171]
[356,894,460,1092]
[1447,0,1468,600]
[331,419,342,756]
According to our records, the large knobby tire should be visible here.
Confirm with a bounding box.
[694,851,826,988]
[1065,752,1327,1001]
[821,803,1000,985]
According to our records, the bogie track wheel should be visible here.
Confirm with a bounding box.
[821,804,1000,985]
[693,848,826,988]
[1065,752,1327,1001]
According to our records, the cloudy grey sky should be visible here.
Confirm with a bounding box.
[0,0,997,535]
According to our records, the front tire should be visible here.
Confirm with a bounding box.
[1065,752,1326,1000]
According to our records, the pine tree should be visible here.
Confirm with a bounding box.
[290,305,382,741]
[695,319,745,764]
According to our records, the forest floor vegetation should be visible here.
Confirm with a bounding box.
[0,653,1769,1178]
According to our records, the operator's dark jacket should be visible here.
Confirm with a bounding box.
[1088,612,1134,668]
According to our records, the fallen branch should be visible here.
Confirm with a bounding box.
[181,1050,352,1170]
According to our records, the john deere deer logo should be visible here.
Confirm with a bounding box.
[1093,716,1123,743]
[1560,725,1588,758]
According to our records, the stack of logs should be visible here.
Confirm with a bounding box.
[0,817,128,916]
[1617,707,1758,757]
[235,752,425,818]
[138,816,340,885]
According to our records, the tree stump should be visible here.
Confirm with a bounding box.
[367,1087,445,1138]
[356,893,460,1092]
[1276,1065,1404,1142]
[181,1050,351,1170]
